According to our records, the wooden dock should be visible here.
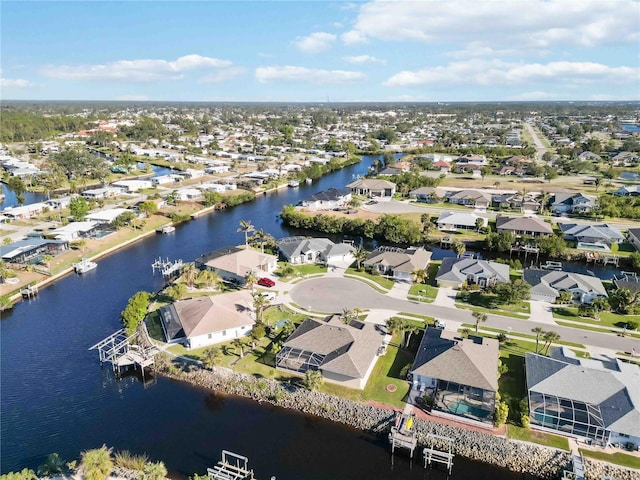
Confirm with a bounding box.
[423,433,454,473]
[561,454,585,480]
[207,451,256,480]
[20,284,38,299]
[151,257,184,278]
[389,412,418,458]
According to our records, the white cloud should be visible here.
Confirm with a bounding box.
[198,67,245,83]
[0,77,34,87]
[343,55,385,65]
[41,54,234,82]
[344,0,639,48]
[294,32,336,53]
[384,60,639,87]
[255,65,366,84]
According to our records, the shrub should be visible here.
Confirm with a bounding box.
[494,401,509,427]
[142,461,167,480]
[114,451,149,471]
[399,363,412,379]
[80,446,113,480]
[0,469,37,480]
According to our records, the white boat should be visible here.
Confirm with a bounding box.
[73,258,97,274]
[288,180,300,187]
[156,225,176,234]
[540,261,563,271]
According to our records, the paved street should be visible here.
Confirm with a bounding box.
[288,277,640,353]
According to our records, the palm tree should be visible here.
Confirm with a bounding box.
[531,327,545,354]
[542,331,561,355]
[80,446,113,480]
[472,311,487,334]
[202,347,222,369]
[251,229,266,252]
[244,271,258,292]
[252,292,269,324]
[452,241,466,257]
[142,461,167,480]
[353,245,368,271]
[232,338,247,358]
[38,453,66,477]
[237,220,255,248]
[403,323,420,348]
[411,268,427,284]
[197,269,222,289]
[41,254,54,271]
[386,317,409,347]
[182,263,199,288]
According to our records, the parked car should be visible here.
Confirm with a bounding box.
[258,291,276,301]
[257,277,275,287]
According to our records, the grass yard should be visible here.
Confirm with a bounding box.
[508,425,570,451]
[263,306,308,327]
[398,312,436,323]
[275,262,327,280]
[344,268,395,291]
[457,303,529,320]
[498,345,527,423]
[579,449,640,469]
[552,307,640,330]
[408,283,438,302]
[461,323,586,349]
[458,291,531,315]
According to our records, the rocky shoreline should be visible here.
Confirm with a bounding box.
[155,360,637,480]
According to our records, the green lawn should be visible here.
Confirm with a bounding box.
[275,262,327,279]
[457,303,529,320]
[579,449,640,469]
[344,268,395,291]
[498,346,527,423]
[263,306,308,327]
[508,425,570,451]
[408,283,438,302]
[461,324,586,349]
[457,291,530,315]
[552,306,640,330]
[398,312,436,323]
[145,311,164,341]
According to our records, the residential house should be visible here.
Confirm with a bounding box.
[409,187,441,203]
[526,349,640,448]
[628,228,640,251]
[578,151,601,162]
[81,187,123,200]
[158,290,255,350]
[496,193,541,213]
[111,180,152,193]
[611,151,639,167]
[195,247,278,285]
[447,190,491,209]
[435,258,510,288]
[363,246,432,282]
[378,166,403,176]
[551,193,596,215]
[277,236,355,266]
[299,188,352,210]
[49,221,100,241]
[613,272,640,294]
[495,216,553,237]
[1,202,48,220]
[615,185,640,196]
[85,208,129,224]
[559,223,624,248]
[410,328,499,425]
[275,314,387,389]
[45,196,73,210]
[431,160,452,173]
[523,269,607,303]
[1,238,68,264]
[436,211,487,231]
[346,179,396,198]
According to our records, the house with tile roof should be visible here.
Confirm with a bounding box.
[363,246,432,282]
[526,348,640,448]
[346,178,396,198]
[158,290,255,349]
[410,328,499,424]
[277,236,355,266]
[523,269,607,304]
[435,257,510,289]
[195,246,278,285]
[275,314,387,389]
[496,216,554,237]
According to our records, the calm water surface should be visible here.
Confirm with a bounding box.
[2,156,535,479]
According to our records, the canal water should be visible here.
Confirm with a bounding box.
[3,155,536,479]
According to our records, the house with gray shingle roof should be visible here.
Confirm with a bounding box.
[435,257,510,288]
[551,193,596,215]
[526,348,640,448]
[523,269,607,303]
[559,223,624,247]
[615,185,640,196]
[346,178,396,198]
[277,236,355,266]
[496,216,554,237]
[363,246,432,282]
[299,187,351,210]
[447,189,491,208]
[628,228,640,251]
[436,211,488,231]
[410,328,499,424]
[275,314,387,389]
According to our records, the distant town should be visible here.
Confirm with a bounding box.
[1,101,639,479]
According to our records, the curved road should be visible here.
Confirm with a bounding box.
[290,277,640,353]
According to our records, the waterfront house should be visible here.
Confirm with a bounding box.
[85,208,129,224]
[551,193,596,215]
[1,238,68,264]
[49,221,100,241]
[111,179,153,193]
[363,246,432,282]
[436,211,487,231]
[628,228,640,251]
[615,185,640,197]
[435,258,510,288]
[559,223,624,248]
[158,290,255,350]
[525,348,640,449]
[275,314,387,389]
[81,187,123,200]
[299,188,351,210]
[410,328,498,425]
[611,151,639,167]
[45,196,73,210]
[195,247,278,285]
[1,202,48,220]
[523,269,607,303]
[277,236,355,266]
[495,216,553,237]
[346,179,396,198]
[613,272,640,294]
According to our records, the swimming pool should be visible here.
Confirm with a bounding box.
[447,400,491,419]
[577,242,610,252]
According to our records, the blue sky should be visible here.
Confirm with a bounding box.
[1,0,639,102]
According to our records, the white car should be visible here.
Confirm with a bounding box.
[258,291,277,301]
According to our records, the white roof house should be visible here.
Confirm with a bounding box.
[436,211,487,230]
[85,208,129,223]
[111,180,153,193]
[50,221,99,241]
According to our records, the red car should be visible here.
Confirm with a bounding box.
[257,277,275,287]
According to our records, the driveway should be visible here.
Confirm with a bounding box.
[528,300,556,325]
[289,277,640,353]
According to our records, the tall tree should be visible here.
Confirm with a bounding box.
[252,292,269,324]
[531,327,545,354]
[411,268,427,284]
[472,311,487,334]
[353,245,368,271]
[244,271,258,292]
[237,219,255,248]
[542,331,561,355]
